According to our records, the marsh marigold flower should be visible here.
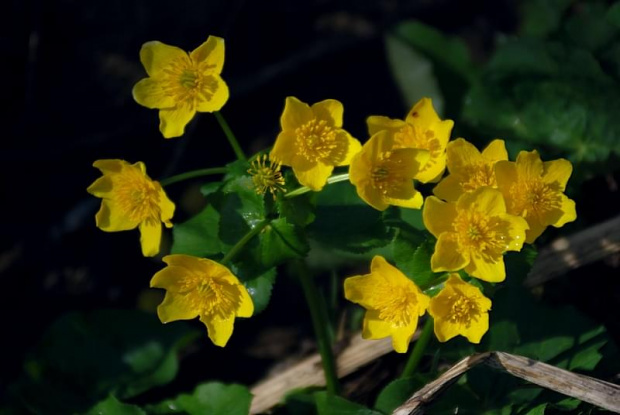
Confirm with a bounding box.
[429,274,491,343]
[248,154,286,198]
[366,97,453,183]
[433,138,508,202]
[270,97,361,191]
[495,150,576,243]
[133,36,229,138]
[151,255,254,347]
[349,130,429,211]
[344,256,430,353]
[423,188,528,282]
[87,159,175,257]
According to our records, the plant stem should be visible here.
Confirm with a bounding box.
[160,167,227,187]
[295,260,341,395]
[214,111,246,161]
[285,173,350,198]
[401,317,434,379]
[221,220,270,266]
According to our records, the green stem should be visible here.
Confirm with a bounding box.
[401,317,434,379]
[295,260,341,395]
[285,173,350,198]
[221,220,270,265]
[214,111,246,161]
[160,167,227,187]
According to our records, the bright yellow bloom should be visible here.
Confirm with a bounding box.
[429,274,491,343]
[423,188,528,282]
[151,255,254,347]
[433,138,508,202]
[349,130,429,211]
[270,97,361,191]
[495,150,576,244]
[133,36,229,138]
[248,154,286,198]
[366,97,454,183]
[87,159,175,257]
[344,256,430,353]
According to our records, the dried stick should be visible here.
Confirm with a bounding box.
[393,351,620,414]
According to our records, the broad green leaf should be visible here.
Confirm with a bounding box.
[315,392,382,415]
[12,310,197,415]
[171,204,221,257]
[146,382,252,415]
[259,218,309,269]
[392,230,441,289]
[374,376,426,414]
[218,176,266,247]
[608,2,620,29]
[277,192,316,227]
[519,0,573,37]
[239,267,276,314]
[564,2,617,52]
[85,396,146,415]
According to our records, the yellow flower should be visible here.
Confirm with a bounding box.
[87,159,175,257]
[150,255,254,347]
[366,97,454,183]
[433,138,508,202]
[495,150,576,244]
[133,36,229,138]
[423,188,528,282]
[428,274,491,343]
[344,256,430,353]
[349,130,429,211]
[270,97,361,191]
[248,154,286,198]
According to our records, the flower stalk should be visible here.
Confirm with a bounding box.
[221,219,270,265]
[285,173,350,198]
[401,317,434,379]
[215,111,247,161]
[160,167,227,186]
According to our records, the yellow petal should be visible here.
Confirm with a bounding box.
[423,196,457,237]
[158,187,176,227]
[524,215,547,244]
[434,119,454,149]
[432,174,462,202]
[431,233,468,272]
[311,99,343,128]
[366,115,405,136]
[391,322,418,353]
[139,220,162,257]
[552,195,577,228]
[542,159,572,191]
[195,75,229,112]
[132,78,175,109]
[348,151,369,185]
[458,188,506,217]
[415,153,446,184]
[387,191,423,209]
[270,131,297,166]
[334,132,362,166]
[293,159,333,191]
[494,160,517,190]
[86,176,113,197]
[93,159,124,174]
[500,214,528,251]
[157,292,199,323]
[461,312,489,344]
[433,318,461,342]
[370,255,403,284]
[158,105,196,138]
[404,97,440,130]
[357,181,389,211]
[481,139,508,163]
[516,150,543,180]
[344,274,381,309]
[362,310,392,340]
[95,200,140,232]
[140,41,188,78]
[281,96,313,131]
[150,265,195,292]
[236,286,254,318]
[190,35,225,74]
[201,314,235,347]
[466,254,505,282]
[446,138,482,172]
[162,254,201,269]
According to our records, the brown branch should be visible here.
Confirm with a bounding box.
[393,351,620,415]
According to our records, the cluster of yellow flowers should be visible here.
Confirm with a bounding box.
[87,35,576,351]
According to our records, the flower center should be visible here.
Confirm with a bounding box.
[454,211,509,259]
[116,174,160,222]
[295,120,343,163]
[198,278,241,319]
[372,283,419,327]
[447,293,479,326]
[161,58,219,108]
[248,154,286,198]
[460,163,496,193]
[395,125,441,173]
[370,151,410,196]
[509,179,561,219]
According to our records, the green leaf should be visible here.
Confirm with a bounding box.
[171,204,221,257]
[85,396,146,415]
[277,192,316,227]
[259,218,309,269]
[390,20,476,117]
[13,310,198,415]
[374,376,426,414]
[218,176,266,248]
[524,403,547,415]
[607,2,620,29]
[239,267,276,314]
[518,0,573,37]
[315,392,382,415]
[393,230,442,289]
[564,2,617,52]
[146,382,252,415]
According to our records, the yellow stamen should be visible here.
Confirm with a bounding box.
[248,154,286,198]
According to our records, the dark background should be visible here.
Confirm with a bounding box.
[3,0,618,408]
